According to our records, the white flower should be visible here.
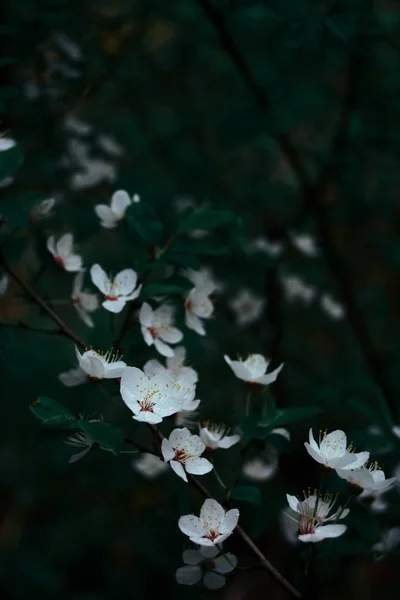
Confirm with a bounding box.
[372,528,400,560]
[184,268,218,294]
[176,546,237,589]
[132,453,168,479]
[64,431,96,463]
[320,294,345,320]
[30,197,56,221]
[0,274,9,296]
[289,231,318,256]
[286,493,349,543]
[179,499,239,547]
[72,271,99,327]
[58,366,88,387]
[358,490,389,513]
[94,190,133,229]
[281,275,315,303]
[139,302,183,357]
[63,115,91,135]
[175,408,200,430]
[47,233,83,272]
[97,134,124,157]
[336,462,397,494]
[229,289,265,327]
[0,137,16,151]
[75,347,127,379]
[90,264,141,313]
[248,236,284,257]
[143,346,198,386]
[199,423,240,450]
[224,353,284,385]
[162,428,213,482]
[305,429,369,470]
[242,455,278,482]
[280,508,300,546]
[120,367,182,424]
[185,287,214,336]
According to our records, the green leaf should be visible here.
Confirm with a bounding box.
[126,202,163,244]
[178,206,238,233]
[240,415,272,440]
[0,145,24,180]
[30,397,77,429]
[78,420,123,455]
[265,406,322,428]
[141,275,193,299]
[1,191,48,228]
[230,485,261,505]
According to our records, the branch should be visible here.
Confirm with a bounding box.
[0,320,64,337]
[0,254,86,349]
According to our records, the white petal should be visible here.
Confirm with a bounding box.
[143,359,164,377]
[46,236,57,257]
[175,565,202,586]
[286,494,300,513]
[203,572,226,589]
[185,312,206,336]
[218,434,240,449]
[103,361,127,378]
[224,356,251,381]
[185,457,213,475]
[160,326,183,344]
[200,499,225,530]
[179,515,205,538]
[139,302,153,327]
[56,233,73,258]
[111,190,131,217]
[304,443,324,465]
[132,411,163,424]
[182,550,203,565]
[72,271,84,296]
[113,269,137,296]
[256,363,284,385]
[220,509,239,535]
[94,204,118,228]
[102,298,126,313]
[308,428,320,453]
[161,438,175,462]
[214,553,237,574]
[63,255,83,272]
[90,264,111,295]
[154,338,175,357]
[169,427,192,448]
[170,460,188,482]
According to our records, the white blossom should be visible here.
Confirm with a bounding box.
[132,453,168,479]
[63,115,91,135]
[0,274,9,296]
[242,454,278,482]
[248,236,284,257]
[90,264,141,313]
[75,347,126,379]
[47,233,83,272]
[184,268,218,294]
[0,137,16,151]
[162,428,213,482]
[224,353,283,385]
[176,546,237,589]
[139,302,183,357]
[58,366,88,387]
[120,367,182,424]
[336,462,396,494]
[30,197,56,221]
[229,289,265,327]
[179,499,239,547]
[199,423,240,450]
[305,429,369,470]
[185,287,214,336]
[72,271,99,327]
[320,294,345,320]
[286,493,349,543]
[372,528,400,560]
[97,134,124,157]
[281,275,315,304]
[289,231,318,257]
[94,190,133,229]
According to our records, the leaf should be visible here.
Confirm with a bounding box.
[266,406,322,428]
[78,420,123,455]
[30,396,77,429]
[141,275,193,299]
[178,206,238,233]
[230,485,261,505]
[126,202,163,244]
[240,416,272,440]
[0,145,24,180]
[1,191,48,228]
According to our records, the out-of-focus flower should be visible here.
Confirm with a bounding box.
[199,423,240,450]
[305,429,369,470]
[372,528,400,560]
[281,275,315,303]
[161,427,213,482]
[184,268,218,294]
[179,499,239,547]
[248,236,284,257]
[47,233,83,272]
[72,271,99,327]
[242,455,278,482]
[97,134,124,157]
[139,302,183,357]
[336,462,396,494]
[289,231,318,256]
[286,492,349,543]
[185,287,214,336]
[176,546,237,589]
[0,274,9,296]
[63,115,91,135]
[224,353,283,385]
[90,264,141,313]
[94,190,134,229]
[58,366,88,387]
[320,293,345,320]
[75,347,126,379]
[0,138,16,151]
[229,289,265,327]
[30,197,56,222]
[132,453,168,479]
[120,367,182,424]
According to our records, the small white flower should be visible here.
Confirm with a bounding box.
[139,302,183,357]
[63,115,91,135]
[199,423,240,450]
[179,499,239,547]
[30,197,56,221]
[286,493,349,543]
[132,453,168,479]
[75,347,127,379]
[280,508,300,545]
[143,346,198,386]
[320,294,345,320]
[176,546,237,589]
[58,366,88,387]
[372,528,400,560]
[281,275,315,303]
[90,264,141,313]
[336,462,397,494]
[94,190,133,229]
[184,286,214,336]
[72,271,99,328]
[184,268,218,294]
[0,274,9,296]
[224,353,284,385]
[229,289,265,327]
[242,454,278,482]
[305,429,369,470]
[97,134,124,157]
[289,231,318,257]
[47,233,83,272]
[0,137,16,151]
[248,236,284,257]
[120,367,182,424]
[162,428,213,482]
[64,431,96,463]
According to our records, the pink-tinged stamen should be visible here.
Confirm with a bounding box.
[139,398,155,412]
[55,256,64,266]
[105,294,119,301]
[148,326,159,339]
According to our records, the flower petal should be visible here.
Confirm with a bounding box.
[102,298,126,313]
[179,515,205,538]
[203,572,226,590]
[139,302,153,327]
[63,255,83,272]
[154,338,175,357]
[214,553,237,574]
[161,438,175,462]
[159,326,183,344]
[286,494,300,513]
[56,233,73,257]
[90,264,111,295]
[200,499,225,530]
[220,509,239,535]
[218,434,240,449]
[257,363,284,385]
[185,457,213,476]
[46,236,57,256]
[182,549,203,565]
[110,190,131,217]
[175,565,202,586]
[170,460,188,482]
[113,268,137,295]
[94,204,117,228]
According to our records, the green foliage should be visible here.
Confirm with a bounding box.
[230,485,262,505]
[30,396,78,428]
[78,420,124,455]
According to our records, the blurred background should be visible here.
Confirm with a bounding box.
[1,0,400,598]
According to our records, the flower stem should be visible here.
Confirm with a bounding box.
[245,390,251,416]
